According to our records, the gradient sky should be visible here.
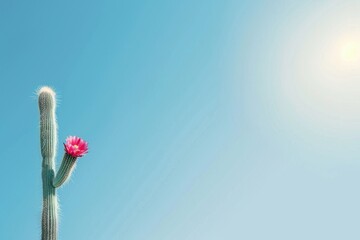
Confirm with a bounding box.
[1,0,359,239]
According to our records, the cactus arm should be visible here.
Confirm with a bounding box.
[38,87,58,240]
[53,154,77,188]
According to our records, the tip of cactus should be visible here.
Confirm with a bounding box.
[38,86,57,111]
[38,86,56,96]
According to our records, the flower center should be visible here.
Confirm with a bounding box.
[73,145,79,151]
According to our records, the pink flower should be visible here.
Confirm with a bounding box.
[64,136,88,158]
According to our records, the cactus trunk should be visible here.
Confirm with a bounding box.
[41,158,58,240]
[39,87,58,240]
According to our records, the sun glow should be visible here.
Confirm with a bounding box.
[340,40,360,63]
[276,27,360,132]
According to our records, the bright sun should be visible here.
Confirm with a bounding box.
[340,41,360,63]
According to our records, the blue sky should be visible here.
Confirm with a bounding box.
[1,0,359,239]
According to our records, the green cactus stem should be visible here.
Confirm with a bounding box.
[39,87,58,240]
[38,86,87,240]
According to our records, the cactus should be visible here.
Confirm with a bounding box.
[38,87,88,240]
